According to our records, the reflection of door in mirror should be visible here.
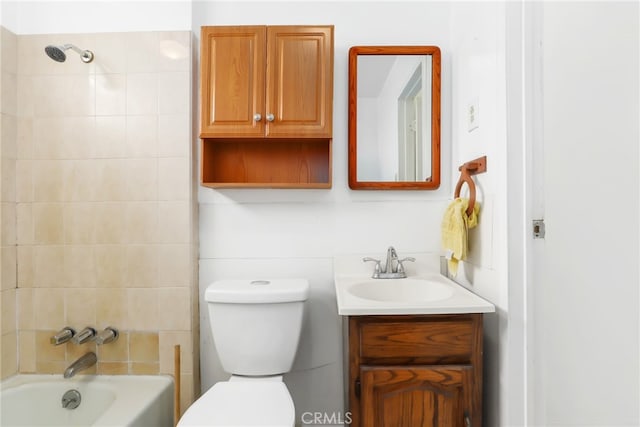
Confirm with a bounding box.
[398,57,432,182]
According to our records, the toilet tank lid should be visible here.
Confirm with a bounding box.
[205,279,310,304]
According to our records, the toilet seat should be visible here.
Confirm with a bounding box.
[177,379,295,427]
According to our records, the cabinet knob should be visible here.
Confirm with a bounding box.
[253,113,262,122]
[266,113,275,122]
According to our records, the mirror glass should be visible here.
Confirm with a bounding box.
[349,46,441,190]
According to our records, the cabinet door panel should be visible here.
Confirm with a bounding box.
[266,26,333,138]
[200,26,265,137]
[361,366,472,427]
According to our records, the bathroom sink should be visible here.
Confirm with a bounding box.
[347,278,454,303]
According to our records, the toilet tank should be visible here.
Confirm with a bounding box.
[205,279,309,376]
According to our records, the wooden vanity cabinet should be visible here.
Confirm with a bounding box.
[348,314,483,427]
[199,25,334,188]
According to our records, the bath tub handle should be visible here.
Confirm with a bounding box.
[72,327,96,344]
[95,327,119,345]
[50,327,75,345]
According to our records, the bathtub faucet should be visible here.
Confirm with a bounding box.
[64,352,97,379]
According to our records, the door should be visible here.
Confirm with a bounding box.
[200,26,266,137]
[360,366,473,427]
[528,2,639,425]
[265,26,333,138]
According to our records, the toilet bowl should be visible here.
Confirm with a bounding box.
[177,376,294,427]
[177,279,309,427]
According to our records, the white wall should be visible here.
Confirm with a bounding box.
[532,2,639,425]
[450,2,508,425]
[194,1,458,422]
[2,1,191,34]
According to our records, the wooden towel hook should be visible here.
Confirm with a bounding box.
[454,156,487,216]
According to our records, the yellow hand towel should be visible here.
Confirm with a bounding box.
[441,198,480,277]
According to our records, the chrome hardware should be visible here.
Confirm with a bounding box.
[266,113,275,122]
[95,327,118,345]
[363,246,413,279]
[71,327,96,345]
[363,257,382,275]
[61,389,81,409]
[50,327,75,345]
[64,352,97,378]
[253,113,262,122]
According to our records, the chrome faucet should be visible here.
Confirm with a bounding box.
[50,327,75,345]
[64,352,97,379]
[363,246,415,279]
[72,327,96,345]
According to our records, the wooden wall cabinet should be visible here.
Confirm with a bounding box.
[348,314,484,427]
[199,25,334,188]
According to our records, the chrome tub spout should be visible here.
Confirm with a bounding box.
[64,352,97,379]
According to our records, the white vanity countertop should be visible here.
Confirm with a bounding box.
[333,254,495,316]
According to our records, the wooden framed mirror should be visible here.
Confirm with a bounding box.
[348,46,441,190]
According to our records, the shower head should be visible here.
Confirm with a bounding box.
[45,44,94,63]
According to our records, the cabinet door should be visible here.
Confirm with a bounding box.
[265,26,333,138]
[200,26,266,137]
[360,365,473,427]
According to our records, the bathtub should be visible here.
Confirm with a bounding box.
[1,374,173,427]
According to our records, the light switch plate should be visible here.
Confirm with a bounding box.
[467,97,479,132]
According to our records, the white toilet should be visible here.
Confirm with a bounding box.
[178,278,310,427]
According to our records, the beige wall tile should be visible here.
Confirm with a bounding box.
[158,72,190,115]
[124,202,157,244]
[158,114,190,158]
[94,245,127,287]
[93,161,127,203]
[19,330,36,373]
[158,157,189,201]
[157,244,190,286]
[125,33,159,73]
[66,340,96,363]
[126,73,158,115]
[130,362,159,375]
[96,74,126,116]
[65,287,97,326]
[158,201,190,243]
[64,160,98,202]
[1,245,17,290]
[95,117,126,159]
[16,118,33,160]
[130,332,159,362]
[1,202,16,245]
[16,202,32,244]
[16,245,33,287]
[1,332,18,378]
[96,288,128,329]
[125,115,157,158]
[159,331,193,374]
[128,289,158,331]
[63,203,94,244]
[35,330,65,362]
[1,288,16,334]
[33,245,64,287]
[158,288,190,331]
[94,33,127,74]
[125,245,157,287]
[35,361,66,375]
[2,158,17,202]
[93,202,126,244]
[32,160,65,202]
[124,159,157,201]
[158,32,190,72]
[97,330,128,361]
[98,361,128,375]
[64,245,95,287]
[33,203,64,244]
[15,159,32,203]
[34,289,65,329]
[16,288,34,330]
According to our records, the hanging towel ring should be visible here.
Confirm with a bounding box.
[454,168,476,217]
[454,156,487,217]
